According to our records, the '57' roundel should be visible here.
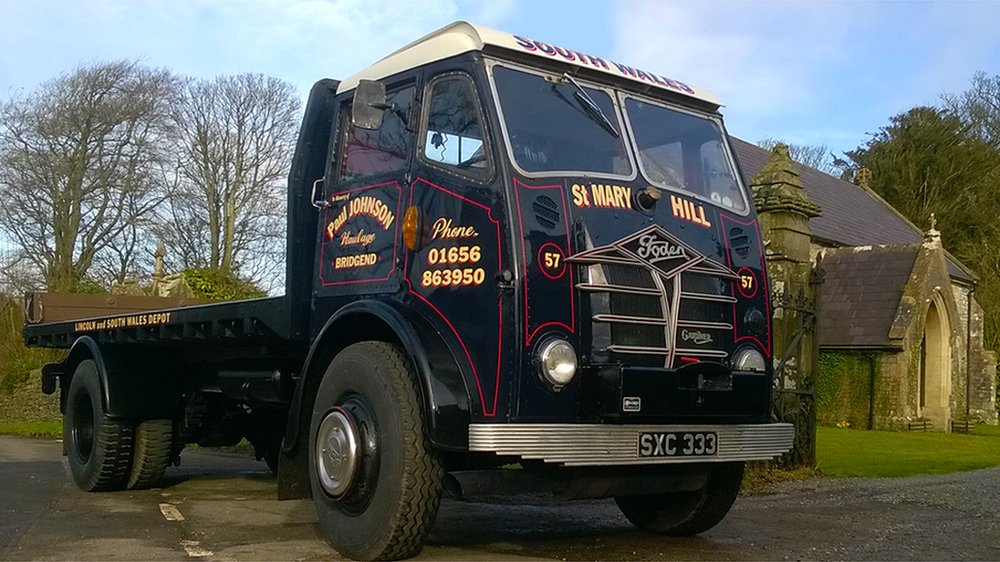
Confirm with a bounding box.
[537,242,566,279]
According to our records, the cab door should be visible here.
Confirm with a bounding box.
[314,79,417,310]
[405,70,513,420]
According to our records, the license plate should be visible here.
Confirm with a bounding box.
[638,431,718,457]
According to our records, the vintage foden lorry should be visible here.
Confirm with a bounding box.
[24,22,793,560]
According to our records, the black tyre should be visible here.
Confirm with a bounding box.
[127,420,173,489]
[309,342,443,560]
[65,360,134,492]
[615,462,745,536]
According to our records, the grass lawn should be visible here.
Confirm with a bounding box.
[817,424,1000,477]
[0,419,62,439]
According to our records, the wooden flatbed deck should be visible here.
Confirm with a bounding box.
[23,293,297,349]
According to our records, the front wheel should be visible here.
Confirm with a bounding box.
[309,342,443,560]
[615,462,745,536]
[64,360,134,492]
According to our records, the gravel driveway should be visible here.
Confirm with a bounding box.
[430,466,1000,560]
[2,433,997,561]
[726,467,1000,560]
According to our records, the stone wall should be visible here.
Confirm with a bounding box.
[875,350,915,430]
[816,350,875,429]
[947,283,997,424]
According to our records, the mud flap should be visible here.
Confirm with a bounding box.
[277,448,311,500]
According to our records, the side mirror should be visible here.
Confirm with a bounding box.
[352,79,386,130]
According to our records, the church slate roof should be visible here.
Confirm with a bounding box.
[815,245,918,348]
[731,138,974,283]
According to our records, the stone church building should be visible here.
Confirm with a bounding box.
[733,140,998,431]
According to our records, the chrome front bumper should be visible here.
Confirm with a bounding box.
[469,422,794,466]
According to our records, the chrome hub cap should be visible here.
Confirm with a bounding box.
[316,407,359,497]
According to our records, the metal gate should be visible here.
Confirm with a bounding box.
[770,268,822,468]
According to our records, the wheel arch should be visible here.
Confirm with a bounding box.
[60,336,110,414]
[283,299,472,459]
[58,336,183,420]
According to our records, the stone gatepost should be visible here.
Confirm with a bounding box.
[750,144,822,467]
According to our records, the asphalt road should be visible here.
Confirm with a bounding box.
[1,435,998,561]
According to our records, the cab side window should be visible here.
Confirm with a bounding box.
[422,76,490,176]
[339,85,415,183]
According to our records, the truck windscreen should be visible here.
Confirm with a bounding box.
[491,63,748,214]
[492,66,632,176]
[623,97,746,213]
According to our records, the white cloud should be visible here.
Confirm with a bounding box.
[908,3,1000,102]
[610,1,1000,155]
[611,3,845,114]
[0,0,473,99]
[6,0,998,159]
[460,0,521,28]
[160,0,466,87]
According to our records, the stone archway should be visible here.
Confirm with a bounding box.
[919,293,952,430]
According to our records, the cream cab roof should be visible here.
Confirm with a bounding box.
[336,21,721,108]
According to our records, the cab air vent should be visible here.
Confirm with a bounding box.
[532,195,559,230]
[729,227,750,259]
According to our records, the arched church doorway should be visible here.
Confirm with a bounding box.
[919,295,951,430]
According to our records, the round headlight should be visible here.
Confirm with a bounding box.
[733,348,767,373]
[537,339,578,388]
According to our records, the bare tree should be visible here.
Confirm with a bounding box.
[757,137,842,176]
[0,245,44,297]
[88,186,158,288]
[945,71,1000,150]
[0,61,178,292]
[160,74,300,290]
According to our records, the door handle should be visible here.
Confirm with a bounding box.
[310,177,328,209]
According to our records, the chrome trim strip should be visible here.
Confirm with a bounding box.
[469,423,794,466]
[593,314,667,326]
[674,348,729,358]
[686,265,741,280]
[569,255,643,266]
[677,320,734,330]
[578,283,661,296]
[681,292,738,303]
[665,271,680,367]
[606,344,670,355]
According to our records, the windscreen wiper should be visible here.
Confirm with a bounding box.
[562,72,620,139]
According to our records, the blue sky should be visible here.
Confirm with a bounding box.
[3,0,1000,160]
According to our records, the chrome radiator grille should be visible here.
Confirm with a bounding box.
[569,225,739,368]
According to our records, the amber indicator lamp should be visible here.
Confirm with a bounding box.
[403,206,423,251]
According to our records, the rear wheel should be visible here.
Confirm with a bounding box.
[128,420,173,489]
[309,341,443,560]
[615,462,745,536]
[65,360,134,492]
